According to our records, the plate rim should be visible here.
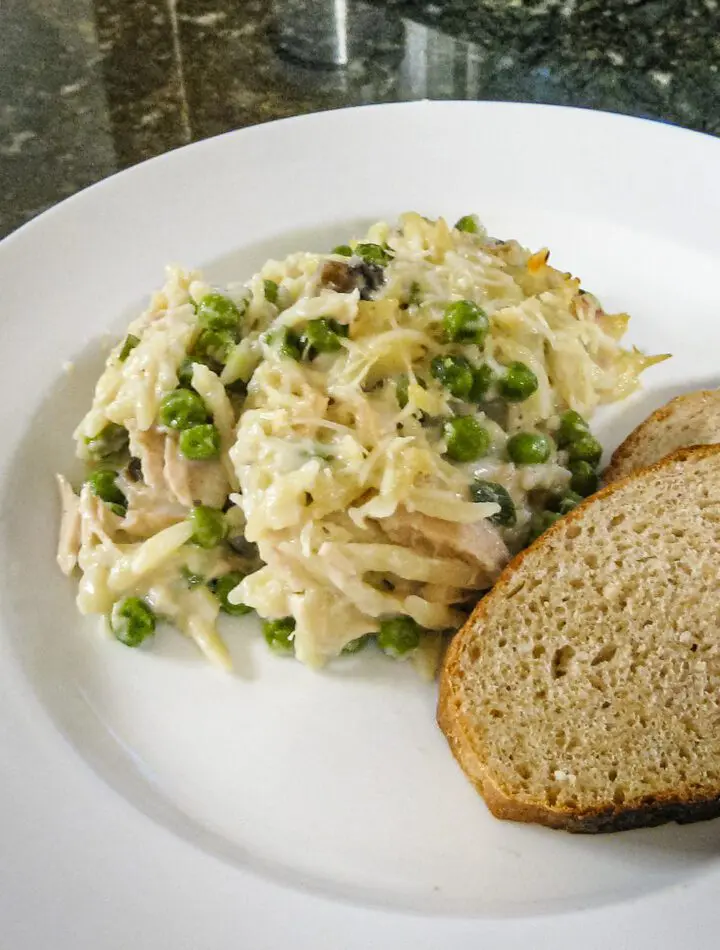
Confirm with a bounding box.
[3,98,719,251]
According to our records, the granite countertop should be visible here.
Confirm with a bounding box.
[2,0,718,238]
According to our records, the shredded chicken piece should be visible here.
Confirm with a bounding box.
[75,487,122,616]
[128,424,167,492]
[121,508,187,537]
[188,461,230,508]
[164,435,229,508]
[55,474,81,575]
[163,434,193,508]
[377,508,510,589]
[78,485,120,551]
[123,426,232,520]
[119,467,189,537]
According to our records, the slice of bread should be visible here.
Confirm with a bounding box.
[604,389,720,483]
[438,445,720,833]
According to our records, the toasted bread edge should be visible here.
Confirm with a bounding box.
[603,390,719,484]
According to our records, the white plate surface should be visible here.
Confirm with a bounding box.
[1,101,720,949]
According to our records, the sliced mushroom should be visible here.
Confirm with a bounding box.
[319,258,385,300]
[320,260,357,294]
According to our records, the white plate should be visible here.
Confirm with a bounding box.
[1,101,719,949]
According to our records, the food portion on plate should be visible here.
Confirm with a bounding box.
[439,442,720,833]
[56,212,665,673]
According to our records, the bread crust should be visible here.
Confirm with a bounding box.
[603,390,720,484]
[438,444,720,833]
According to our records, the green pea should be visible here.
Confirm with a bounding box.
[354,243,393,266]
[212,572,252,616]
[470,479,516,527]
[506,432,553,465]
[554,490,584,515]
[301,318,348,355]
[87,469,127,511]
[266,326,302,360]
[568,434,603,467]
[378,616,422,656]
[118,334,140,362]
[499,362,539,402]
[444,417,491,462]
[454,214,480,233]
[264,280,279,304]
[179,423,221,460]
[196,292,242,331]
[528,511,561,543]
[396,374,427,410]
[110,596,156,647]
[177,358,195,388]
[396,374,409,409]
[341,634,373,655]
[280,328,303,360]
[333,244,353,256]
[443,300,489,345]
[569,460,599,497]
[431,355,474,400]
[189,505,227,549]
[192,328,236,365]
[85,422,129,460]
[469,364,495,402]
[407,281,422,306]
[556,409,589,447]
[263,617,296,654]
[159,389,208,430]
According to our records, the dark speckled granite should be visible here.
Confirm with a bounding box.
[1,0,718,238]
